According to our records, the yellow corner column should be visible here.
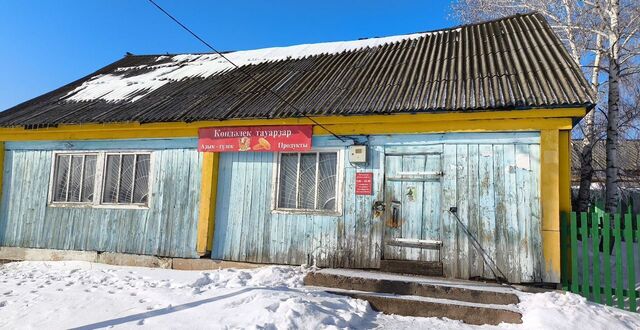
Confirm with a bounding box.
[0,142,4,202]
[559,130,572,214]
[196,152,220,256]
[541,129,561,283]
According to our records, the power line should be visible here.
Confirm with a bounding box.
[147,0,348,142]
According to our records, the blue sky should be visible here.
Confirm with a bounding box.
[0,1,455,110]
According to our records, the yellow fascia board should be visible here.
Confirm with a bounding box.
[0,107,585,141]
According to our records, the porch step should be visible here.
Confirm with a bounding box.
[324,288,522,326]
[379,259,443,277]
[303,269,522,325]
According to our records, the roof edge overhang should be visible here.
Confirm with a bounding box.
[0,106,587,142]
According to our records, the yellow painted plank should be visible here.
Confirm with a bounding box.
[0,142,4,202]
[321,118,574,135]
[206,153,219,252]
[542,229,561,283]
[0,117,575,141]
[541,129,560,231]
[196,152,217,255]
[559,130,571,213]
[541,129,561,283]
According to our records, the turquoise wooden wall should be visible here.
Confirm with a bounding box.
[213,132,543,283]
[0,139,202,258]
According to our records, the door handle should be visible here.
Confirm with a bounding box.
[391,201,401,227]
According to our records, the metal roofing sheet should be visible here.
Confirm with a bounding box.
[0,13,594,127]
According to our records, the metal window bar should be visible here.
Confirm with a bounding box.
[130,154,138,204]
[295,153,301,209]
[78,154,86,202]
[64,155,71,202]
[313,152,320,209]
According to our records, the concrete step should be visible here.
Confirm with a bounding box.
[379,259,443,277]
[304,269,520,305]
[323,288,522,326]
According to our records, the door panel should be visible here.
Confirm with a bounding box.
[383,151,442,262]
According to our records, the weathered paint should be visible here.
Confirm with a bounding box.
[196,152,219,255]
[0,108,584,141]
[212,132,543,282]
[540,129,561,283]
[0,138,202,258]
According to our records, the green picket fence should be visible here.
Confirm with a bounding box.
[561,212,640,312]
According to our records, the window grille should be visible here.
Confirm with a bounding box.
[276,151,339,212]
[52,154,97,203]
[102,153,150,205]
[50,152,150,207]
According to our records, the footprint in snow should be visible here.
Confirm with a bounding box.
[0,301,7,307]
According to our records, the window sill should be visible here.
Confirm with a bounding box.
[271,208,342,217]
[48,203,149,210]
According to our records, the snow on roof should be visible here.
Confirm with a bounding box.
[63,30,455,103]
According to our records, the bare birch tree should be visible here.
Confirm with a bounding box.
[451,0,640,212]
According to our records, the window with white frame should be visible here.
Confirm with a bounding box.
[52,154,98,203]
[275,151,341,213]
[50,152,151,207]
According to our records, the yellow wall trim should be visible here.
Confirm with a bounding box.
[0,142,4,202]
[540,129,561,283]
[0,108,583,141]
[196,152,219,255]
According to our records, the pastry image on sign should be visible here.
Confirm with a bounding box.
[252,138,272,150]
[238,137,251,151]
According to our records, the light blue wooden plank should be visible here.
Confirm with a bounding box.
[400,154,426,261]
[383,154,404,260]
[0,150,14,245]
[467,144,482,277]
[454,145,468,277]
[441,144,458,278]
[421,153,442,262]
[503,144,521,282]
[342,162,358,265]
[515,144,533,281]
[6,138,198,151]
[493,144,509,279]
[369,145,385,268]
[478,144,496,279]
[529,144,543,281]
[213,152,232,259]
[369,132,540,146]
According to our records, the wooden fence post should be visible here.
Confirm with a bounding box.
[592,212,601,303]
[615,214,624,309]
[603,214,613,306]
[625,213,637,311]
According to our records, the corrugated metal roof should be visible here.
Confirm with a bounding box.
[0,12,594,128]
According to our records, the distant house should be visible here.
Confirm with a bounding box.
[0,13,593,284]
[572,140,640,190]
[571,140,640,213]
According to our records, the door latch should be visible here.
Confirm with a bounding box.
[390,201,401,227]
[373,201,385,217]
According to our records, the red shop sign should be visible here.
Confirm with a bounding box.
[355,172,373,195]
[198,125,312,152]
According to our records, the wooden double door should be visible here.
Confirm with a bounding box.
[382,148,443,264]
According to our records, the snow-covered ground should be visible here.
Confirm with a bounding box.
[0,261,639,330]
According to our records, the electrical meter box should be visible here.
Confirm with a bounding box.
[348,145,367,163]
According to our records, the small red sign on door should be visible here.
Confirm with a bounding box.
[355,172,374,195]
[198,125,312,152]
